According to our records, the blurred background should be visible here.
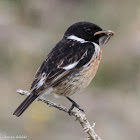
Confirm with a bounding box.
[0,0,140,140]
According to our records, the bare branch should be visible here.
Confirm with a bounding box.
[16,89,102,140]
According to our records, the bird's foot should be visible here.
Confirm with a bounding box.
[66,97,84,115]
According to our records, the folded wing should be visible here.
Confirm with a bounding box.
[31,40,96,92]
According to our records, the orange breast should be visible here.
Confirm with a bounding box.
[53,49,102,96]
[78,49,102,89]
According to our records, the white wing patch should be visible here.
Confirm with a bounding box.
[62,61,79,70]
[36,72,46,89]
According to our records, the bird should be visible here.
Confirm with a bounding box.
[13,21,114,117]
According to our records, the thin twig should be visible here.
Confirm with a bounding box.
[16,89,102,140]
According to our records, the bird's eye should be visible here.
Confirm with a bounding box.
[86,28,92,34]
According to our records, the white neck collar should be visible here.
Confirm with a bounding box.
[67,35,88,43]
[67,35,100,56]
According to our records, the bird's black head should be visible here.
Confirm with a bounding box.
[64,21,114,45]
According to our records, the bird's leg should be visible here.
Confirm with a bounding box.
[66,97,84,115]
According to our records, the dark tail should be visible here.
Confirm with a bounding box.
[13,92,38,117]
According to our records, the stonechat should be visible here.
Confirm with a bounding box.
[13,21,114,117]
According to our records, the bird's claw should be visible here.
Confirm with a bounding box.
[68,103,84,115]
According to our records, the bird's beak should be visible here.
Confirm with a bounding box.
[94,30,114,45]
